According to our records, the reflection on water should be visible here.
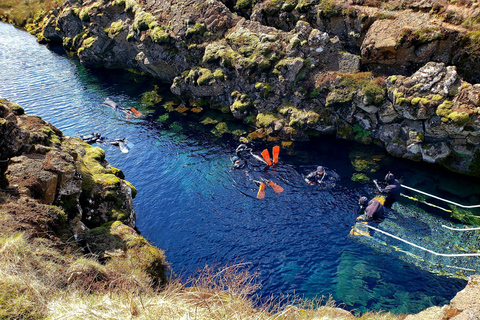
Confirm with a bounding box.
[0,22,476,314]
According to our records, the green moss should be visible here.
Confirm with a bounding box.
[397,27,446,48]
[317,0,341,17]
[82,36,96,49]
[411,97,429,105]
[169,122,183,133]
[436,100,453,118]
[255,82,274,98]
[264,0,284,15]
[185,23,206,38]
[93,173,122,187]
[289,35,301,47]
[108,208,130,221]
[40,126,61,145]
[211,122,230,137]
[388,75,397,84]
[351,173,370,183]
[141,87,163,106]
[326,88,355,107]
[150,26,169,44]
[431,94,443,101]
[197,68,214,86]
[448,111,470,125]
[236,0,253,9]
[108,20,124,37]
[124,180,137,199]
[257,112,280,128]
[396,97,410,105]
[156,113,170,123]
[133,11,156,32]
[213,69,225,80]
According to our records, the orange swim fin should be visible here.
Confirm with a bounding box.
[272,145,280,164]
[257,182,266,199]
[131,107,143,117]
[268,180,284,194]
[261,149,272,166]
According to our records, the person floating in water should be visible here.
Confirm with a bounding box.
[305,166,327,185]
[358,196,385,222]
[103,98,143,118]
[230,137,283,198]
[305,166,339,186]
[373,172,402,209]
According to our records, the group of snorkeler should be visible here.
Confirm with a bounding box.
[231,137,402,221]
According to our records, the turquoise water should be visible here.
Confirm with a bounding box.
[0,22,477,314]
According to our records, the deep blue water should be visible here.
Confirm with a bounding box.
[1,22,477,314]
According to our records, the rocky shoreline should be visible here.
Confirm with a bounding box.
[15,0,480,178]
[0,98,169,286]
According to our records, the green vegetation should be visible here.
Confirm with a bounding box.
[141,86,163,106]
[185,23,206,38]
[325,72,385,108]
[236,0,254,9]
[150,26,169,44]
[317,0,341,17]
[133,11,156,32]
[108,20,124,37]
[255,82,274,98]
[397,27,446,49]
[436,100,470,125]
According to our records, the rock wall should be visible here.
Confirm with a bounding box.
[0,98,168,284]
[23,0,480,177]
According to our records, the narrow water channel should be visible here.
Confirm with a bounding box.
[0,22,477,314]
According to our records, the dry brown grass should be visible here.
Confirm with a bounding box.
[0,231,407,320]
[0,0,62,27]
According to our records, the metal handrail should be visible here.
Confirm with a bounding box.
[364,224,480,257]
[401,184,480,209]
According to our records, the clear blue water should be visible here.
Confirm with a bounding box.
[0,22,477,314]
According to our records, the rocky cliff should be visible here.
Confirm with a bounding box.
[19,0,480,177]
[0,98,169,286]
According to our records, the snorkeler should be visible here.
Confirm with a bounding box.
[305,165,339,186]
[358,196,385,222]
[374,172,402,209]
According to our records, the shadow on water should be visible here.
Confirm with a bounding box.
[0,22,477,315]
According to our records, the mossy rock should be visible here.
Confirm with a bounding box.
[141,87,163,106]
[349,150,380,173]
[109,221,168,284]
[124,180,137,199]
[150,26,169,44]
[156,113,170,123]
[200,110,224,125]
[93,173,122,187]
[108,20,124,37]
[108,207,130,222]
[133,11,156,32]
[351,173,370,183]
[255,82,274,98]
[288,108,320,130]
[185,23,206,38]
[211,122,230,137]
[257,112,281,128]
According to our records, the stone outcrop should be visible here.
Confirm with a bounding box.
[0,98,168,283]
